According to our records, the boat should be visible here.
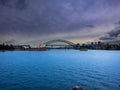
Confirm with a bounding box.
[80,48,88,51]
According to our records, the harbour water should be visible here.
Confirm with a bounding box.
[0,50,120,90]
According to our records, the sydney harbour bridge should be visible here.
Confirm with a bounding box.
[43,39,77,49]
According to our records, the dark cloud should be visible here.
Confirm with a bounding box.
[105,0,120,6]
[108,28,120,37]
[0,0,28,10]
[115,20,120,25]
[0,0,8,5]
[99,37,114,40]
[16,0,28,10]
[99,22,120,43]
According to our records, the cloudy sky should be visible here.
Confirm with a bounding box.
[0,0,120,45]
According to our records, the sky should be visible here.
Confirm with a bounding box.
[0,0,120,45]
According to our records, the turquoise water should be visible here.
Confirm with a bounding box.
[0,50,120,90]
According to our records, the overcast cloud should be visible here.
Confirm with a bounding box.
[0,0,120,44]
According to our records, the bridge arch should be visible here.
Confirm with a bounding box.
[44,39,75,48]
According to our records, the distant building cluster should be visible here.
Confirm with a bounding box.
[76,41,120,50]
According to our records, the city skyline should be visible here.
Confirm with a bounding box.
[0,0,120,45]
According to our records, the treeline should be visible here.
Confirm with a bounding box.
[0,43,14,50]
